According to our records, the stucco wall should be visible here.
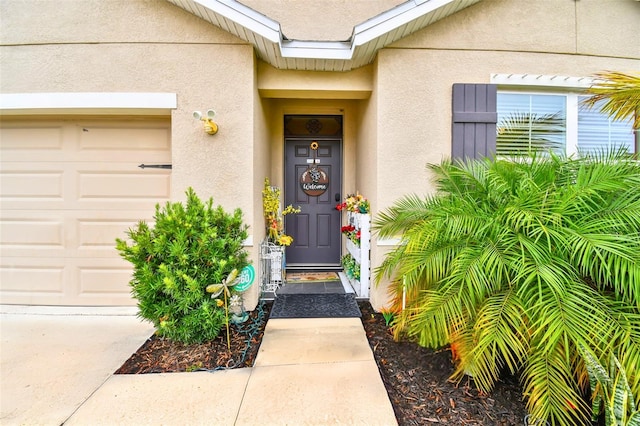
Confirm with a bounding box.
[354,59,388,309]
[393,0,640,60]
[242,60,272,309]
[0,0,262,297]
[0,0,241,45]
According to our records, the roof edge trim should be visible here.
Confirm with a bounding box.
[168,0,481,70]
[195,0,281,42]
[352,0,452,45]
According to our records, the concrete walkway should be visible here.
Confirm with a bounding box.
[1,306,397,425]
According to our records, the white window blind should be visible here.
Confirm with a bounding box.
[497,93,566,156]
[497,92,635,157]
[577,97,634,155]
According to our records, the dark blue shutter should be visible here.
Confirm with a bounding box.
[452,84,497,160]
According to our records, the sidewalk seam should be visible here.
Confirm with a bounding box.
[233,367,255,425]
[59,374,114,425]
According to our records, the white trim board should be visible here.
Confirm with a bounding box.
[491,74,595,90]
[0,92,177,115]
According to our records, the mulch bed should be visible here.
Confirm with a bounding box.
[359,302,529,425]
[116,301,528,425]
[115,301,272,374]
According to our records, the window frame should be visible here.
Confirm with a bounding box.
[497,90,634,157]
[491,73,635,157]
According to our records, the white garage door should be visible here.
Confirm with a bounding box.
[0,118,171,306]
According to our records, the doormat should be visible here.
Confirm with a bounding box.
[286,272,340,282]
[270,293,361,318]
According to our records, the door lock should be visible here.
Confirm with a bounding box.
[335,193,341,202]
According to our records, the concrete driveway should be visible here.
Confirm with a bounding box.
[1,307,397,425]
[0,305,153,425]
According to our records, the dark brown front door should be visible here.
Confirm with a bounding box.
[284,138,342,268]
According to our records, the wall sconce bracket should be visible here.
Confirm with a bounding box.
[193,109,219,135]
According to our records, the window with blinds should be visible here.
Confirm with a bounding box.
[577,97,634,155]
[496,92,635,157]
[497,93,565,156]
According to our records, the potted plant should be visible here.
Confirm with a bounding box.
[261,178,299,287]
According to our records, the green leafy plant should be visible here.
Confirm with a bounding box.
[116,188,249,344]
[379,308,396,328]
[342,254,360,281]
[581,347,640,426]
[186,362,203,372]
[374,152,640,426]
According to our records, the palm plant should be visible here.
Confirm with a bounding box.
[375,152,640,425]
[582,71,640,130]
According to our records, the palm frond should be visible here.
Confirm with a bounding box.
[497,111,566,155]
[373,193,435,238]
[469,287,529,391]
[523,347,590,426]
[582,71,640,129]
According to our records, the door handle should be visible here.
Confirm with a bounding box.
[335,193,341,202]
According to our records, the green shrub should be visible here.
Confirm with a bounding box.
[116,188,249,344]
[375,151,640,426]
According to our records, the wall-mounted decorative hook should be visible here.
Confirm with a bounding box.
[193,109,218,135]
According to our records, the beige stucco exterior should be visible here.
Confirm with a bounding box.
[1,0,639,309]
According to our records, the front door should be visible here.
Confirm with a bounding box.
[284,138,342,268]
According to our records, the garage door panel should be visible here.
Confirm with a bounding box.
[78,266,132,297]
[79,125,170,151]
[76,213,156,256]
[78,219,143,249]
[76,122,170,163]
[0,264,66,294]
[0,118,170,306]
[75,257,135,305]
[78,169,171,205]
[0,125,65,150]
[0,170,65,199]
[0,162,75,210]
[1,211,156,258]
[0,217,65,248]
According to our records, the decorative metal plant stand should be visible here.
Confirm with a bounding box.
[260,240,286,293]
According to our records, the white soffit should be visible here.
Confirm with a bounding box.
[166,0,482,72]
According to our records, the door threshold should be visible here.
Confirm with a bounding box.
[286,265,341,272]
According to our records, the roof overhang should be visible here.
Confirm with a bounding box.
[165,0,482,71]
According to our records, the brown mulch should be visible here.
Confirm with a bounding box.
[359,302,529,425]
[115,301,272,374]
[116,301,528,425]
